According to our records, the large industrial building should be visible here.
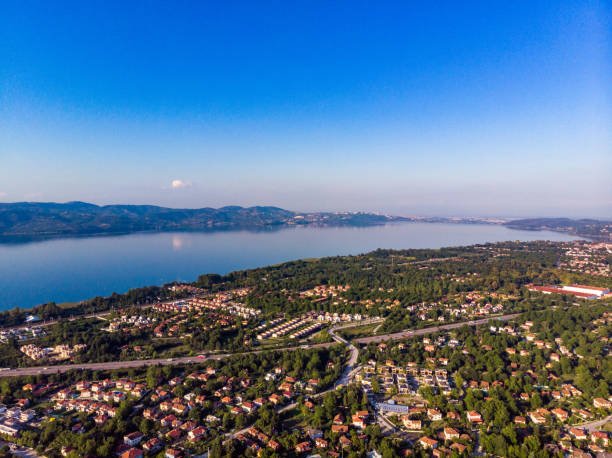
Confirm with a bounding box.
[528,284,610,300]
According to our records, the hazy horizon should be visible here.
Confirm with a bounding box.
[1,199,611,221]
[2,1,611,218]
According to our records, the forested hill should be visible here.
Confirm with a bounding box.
[504,218,612,241]
[0,201,402,238]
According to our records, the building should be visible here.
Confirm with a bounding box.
[527,284,608,300]
[562,284,609,297]
[419,437,438,449]
[123,431,144,447]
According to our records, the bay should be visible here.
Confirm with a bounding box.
[0,223,579,309]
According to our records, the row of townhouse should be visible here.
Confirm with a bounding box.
[257,316,309,340]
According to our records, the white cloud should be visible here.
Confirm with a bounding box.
[0,192,7,200]
[171,179,192,189]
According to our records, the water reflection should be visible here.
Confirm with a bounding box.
[0,223,579,309]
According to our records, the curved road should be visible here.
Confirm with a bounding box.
[572,414,612,432]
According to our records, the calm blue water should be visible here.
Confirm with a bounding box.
[0,223,578,309]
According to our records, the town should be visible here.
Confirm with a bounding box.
[0,240,610,457]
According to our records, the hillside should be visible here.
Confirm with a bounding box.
[0,202,400,239]
[504,218,612,241]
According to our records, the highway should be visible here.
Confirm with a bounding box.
[354,313,521,344]
[0,342,336,377]
[1,315,521,377]
[0,313,520,378]
[1,318,388,377]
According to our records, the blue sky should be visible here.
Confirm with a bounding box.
[1,1,610,217]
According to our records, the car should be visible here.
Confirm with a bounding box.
[197,354,206,359]
[167,358,174,362]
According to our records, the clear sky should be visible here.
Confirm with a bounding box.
[1,1,611,218]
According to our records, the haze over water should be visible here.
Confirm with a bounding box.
[0,223,579,310]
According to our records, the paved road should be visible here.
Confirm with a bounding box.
[0,342,336,377]
[572,414,612,432]
[354,313,521,344]
[3,315,520,376]
[227,325,364,440]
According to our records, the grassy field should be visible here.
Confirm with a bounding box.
[337,323,380,339]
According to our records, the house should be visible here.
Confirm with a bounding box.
[591,431,609,446]
[419,436,438,449]
[466,411,482,423]
[352,415,366,429]
[433,447,451,458]
[142,438,162,453]
[402,418,421,430]
[160,415,176,427]
[304,400,315,411]
[242,401,256,413]
[529,412,546,424]
[551,408,568,421]
[514,416,526,425]
[331,424,349,434]
[119,449,143,458]
[569,428,588,441]
[333,413,344,424]
[315,438,328,449]
[339,435,352,448]
[166,428,182,441]
[295,441,311,453]
[0,424,20,437]
[94,414,109,425]
[123,431,144,446]
[180,421,196,432]
[165,449,182,458]
[443,428,460,441]
[188,426,206,442]
[427,409,442,421]
[446,411,460,421]
[594,398,612,409]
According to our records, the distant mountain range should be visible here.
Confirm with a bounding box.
[503,218,612,241]
[0,201,406,239]
[0,201,609,241]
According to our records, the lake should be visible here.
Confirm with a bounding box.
[0,223,579,310]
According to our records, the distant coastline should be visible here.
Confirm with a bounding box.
[0,201,609,243]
